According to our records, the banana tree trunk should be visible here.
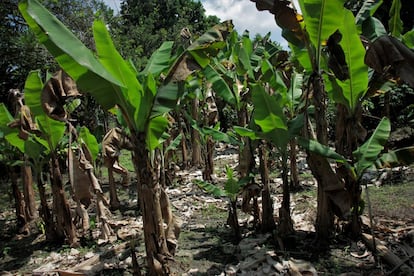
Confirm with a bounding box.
[23,157,37,220]
[108,167,121,210]
[238,106,254,178]
[278,153,294,237]
[335,104,366,237]
[227,199,241,243]
[11,168,29,234]
[307,153,335,241]
[202,136,215,181]
[132,133,176,275]
[191,98,202,167]
[308,75,334,242]
[259,142,276,233]
[50,152,78,246]
[36,170,57,241]
[289,139,300,191]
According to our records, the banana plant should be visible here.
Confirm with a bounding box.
[0,105,32,234]
[195,165,251,242]
[235,82,305,237]
[19,0,232,273]
[201,31,287,233]
[298,117,391,233]
[0,92,70,243]
[251,0,375,239]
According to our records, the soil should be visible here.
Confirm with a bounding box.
[0,149,414,275]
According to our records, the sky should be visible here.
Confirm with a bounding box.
[102,0,286,47]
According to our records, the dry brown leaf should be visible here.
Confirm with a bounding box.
[42,70,81,121]
[365,35,414,88]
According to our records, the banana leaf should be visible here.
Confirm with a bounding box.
[19,0,124,111]
[79,126,99,162]
[353,117,391,177]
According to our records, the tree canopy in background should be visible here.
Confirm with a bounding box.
[1,0,221,107]
[112,0,220,70]
[0,0,113,107]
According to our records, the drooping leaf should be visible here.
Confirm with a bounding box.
[194,179,225,197]
[375,146,414,168]
[0,103,15,135]
[5,132,25,153]
[198,126,240,145]
[146,116,169,150]
[79,126,99,161]
[361,16,387,41]
[150,82,180,118]
[142,41,174,76]
[187,20,234,68]
[203,64,236,106]
[353,117,391,177]
[355,0,383,25]
[164,133,183,154]
[25,137,48,162]
[297,136,350,166]
[234,126,259,140]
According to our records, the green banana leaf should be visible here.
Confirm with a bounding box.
[36,114,66,152]
[19,0,124,111]
[0,104,25,152]
[92,20,144,131]
[224,166,240,202]
[299,0,344,60]
[297,136,351,167]
[375,146,414,168]
[0,103,15,135]
[194,179,226,197]
[287,72,304,113]
[251,84,287,133]
[402,29,414,48]
[336,10,369,111]
[164,133,183,155]
[4,132,26,154]
[389,0,403,37]
[150,82,180,118]
[353,117,391,177]
[203,64,236,106]
[23,70,44,117]
[355,0,383,25]
[25,137,49,163]
[187,20,233,68]
[146,116,169,151]
[79,126,99,162]
[361,17,387,41]
[234,126,259,140]
[141,41,174,76]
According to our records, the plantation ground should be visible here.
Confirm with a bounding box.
[0,148,413,275]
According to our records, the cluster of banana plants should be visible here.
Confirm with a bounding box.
[1,0,413,275]
[17,0,234,274]
[249,0,414,241]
